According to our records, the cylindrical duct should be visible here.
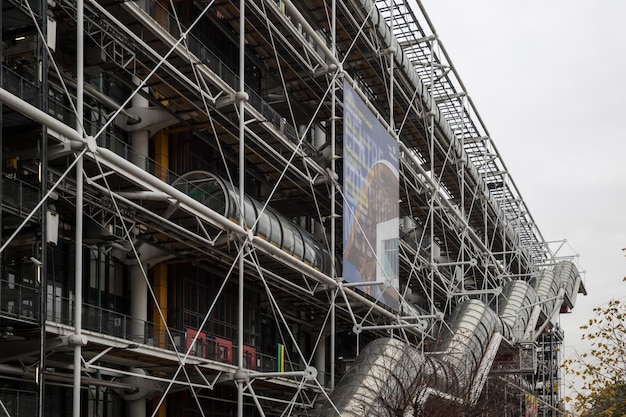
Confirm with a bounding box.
[317,338,450,417]
[555,260,580,305]
[497,280,538,342]
[172,171,331,274]
[534,269,561,317]
[433,300,500,389]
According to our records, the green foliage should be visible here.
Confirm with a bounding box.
[562,276,626,416]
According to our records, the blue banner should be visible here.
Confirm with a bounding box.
[343,81,399,309]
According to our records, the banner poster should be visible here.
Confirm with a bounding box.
[342,80,399,309]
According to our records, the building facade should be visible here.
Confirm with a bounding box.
[0,0,584,416]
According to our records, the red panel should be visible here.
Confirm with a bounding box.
[186,328,207,358]
[243,345,257,370]
[215,337,233,364]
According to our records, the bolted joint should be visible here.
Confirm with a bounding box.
[304,366,318,381]
[233,369,249,382]
[68,335,87,347]
[86,135,98,153]
[234,91,249,103]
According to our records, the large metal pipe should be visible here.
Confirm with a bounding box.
[237,2,246,417]
[534,269,562,318]
[319,259,581,415]
[172,171,332,273]
[556,260,582,306]
[316,338,455,417]
[496,280,538,342]
[432,300,500,390]
[73,1,85,416]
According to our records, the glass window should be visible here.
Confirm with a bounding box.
[267,211,283,247]
[282,226,295,255]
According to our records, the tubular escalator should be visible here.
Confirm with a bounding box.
[318,261,582,415]
[172,171,332,274]
[171,170,583,413]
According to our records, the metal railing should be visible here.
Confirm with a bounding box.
[43,292,320,374]
[142,0,318,156]
[1,175,41,218]
[0,278,39,322]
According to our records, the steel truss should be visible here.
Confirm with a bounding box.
[0,0,585,417]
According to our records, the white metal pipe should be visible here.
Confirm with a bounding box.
[127,74,150,417]
[115,191,171,201]
[0,87,423,331]
[73,1,84,416]
[329,0,338,390]
[0,88,83,143]
[237,2,246,417]
[282,0,339,69]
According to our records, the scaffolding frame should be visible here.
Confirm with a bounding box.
[0,0,585,416]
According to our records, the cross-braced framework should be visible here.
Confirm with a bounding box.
[0,0,585,416]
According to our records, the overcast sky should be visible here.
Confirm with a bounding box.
[419,0,626,396]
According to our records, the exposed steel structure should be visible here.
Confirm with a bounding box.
[0,0,585,416]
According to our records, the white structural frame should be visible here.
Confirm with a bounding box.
[0,0,585,416]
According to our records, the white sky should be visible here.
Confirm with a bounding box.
[420,0,626,397]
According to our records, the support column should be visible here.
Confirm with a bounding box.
[128,76,150,417]
[128,265,147,417]
[131,76,149,171]
[144,7,169,417]
[154,131,169,181]
[73,2,85,417]
[314,335,326,387]
[130,265,148,343]
[329,0,338,390]
[38,1,49,415]
[128,368,147,417]
[236,2,247,417]
[152,263,168,348]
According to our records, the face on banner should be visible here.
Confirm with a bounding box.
[343,81,399,309]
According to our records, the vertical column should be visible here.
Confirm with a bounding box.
[428,113,436,315]
[314,335,326,387]
[329,0,337,390]
[73,1,85,417]
[37,1,48,416]
[128,391,146,417]
[131,76,149,170]
[150,1,170,181]
[152,264,168,348]
[387,0,394,131]
[154,131,169,181]
[128,75,150,417]
[236,2,247,417]
[130,265,148,343]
